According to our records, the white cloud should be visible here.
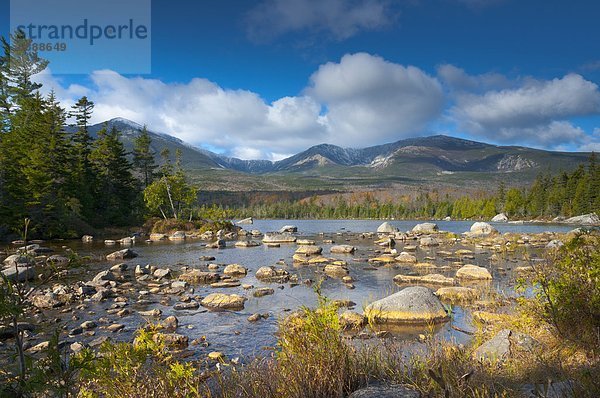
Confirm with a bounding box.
[245,0,396,42]
[36,57,600,159]
[307,53,444,146]
[37,53,444,159]
[450,73,600,147]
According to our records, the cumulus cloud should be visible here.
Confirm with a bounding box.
[36,57,600,159]
[245,0,396,42]
[450,73,600,147]
[307,53,444,146]
[36,53,444,159]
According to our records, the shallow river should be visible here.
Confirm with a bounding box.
[2,220,574,362]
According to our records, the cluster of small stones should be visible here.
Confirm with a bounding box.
[0,220,570,366]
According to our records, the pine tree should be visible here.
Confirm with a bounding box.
[69,96,96,219]
[132,125,157,188]
[89,125,139,226]
[1,30,48,102]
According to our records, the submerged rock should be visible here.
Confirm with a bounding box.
[324,263,349,277]
[435,287,478,303]
[365,286,448,324]
[234,240,259,248]
[294,245,323,256]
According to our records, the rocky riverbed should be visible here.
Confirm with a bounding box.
[0,219,584,367]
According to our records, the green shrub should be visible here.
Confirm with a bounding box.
[532,233,600,349]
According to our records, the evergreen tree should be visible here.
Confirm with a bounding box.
[89,125,139,226]
[69,96,95,219]
[132,125,157,187]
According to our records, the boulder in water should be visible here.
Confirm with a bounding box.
[364,286,449,324]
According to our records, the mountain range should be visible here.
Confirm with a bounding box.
[83,118,591,192]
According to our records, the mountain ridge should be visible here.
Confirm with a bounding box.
[75,118,592,191]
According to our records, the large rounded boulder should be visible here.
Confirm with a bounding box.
[467,222,498,237]
[365,286,449,324]
[377,222,398,234]
[411,223,438,234]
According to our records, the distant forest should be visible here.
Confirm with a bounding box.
[222,155,600,221]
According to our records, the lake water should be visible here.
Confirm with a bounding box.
[2,220,572,363]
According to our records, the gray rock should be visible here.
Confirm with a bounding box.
[169,231,187,241]
[81,235,94,242]
[92,270,116,284]
[546,239,564,249]
[467,222,498,237]
[491,213,509,222]
[153,268,171,279]
[3,254,33,267]
[179,270,220,284]
[419,236,439,247]
[365,286,448,324]
[223,263,248,276]
[255,266,289,282]
[106,249,137,261]
[253,287,274,297]
[474,329,537,363]
[330,244,356,254]
[110,263,128,272]
[411,223,438,234]
[262,233,296,243]
[377,222,398,234]
[31,293,61,309]
[2,266,35,282]
[279,225,298,233]
[237,217,253,225]
[349,384,420,398]
[162,316,179,331]
[46,255,69,265]
[563,213,600,225]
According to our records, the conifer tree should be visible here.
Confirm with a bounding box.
[89,125,139,226]
[132,125,157,188]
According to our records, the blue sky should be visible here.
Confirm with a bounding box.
[2,0,600,159]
